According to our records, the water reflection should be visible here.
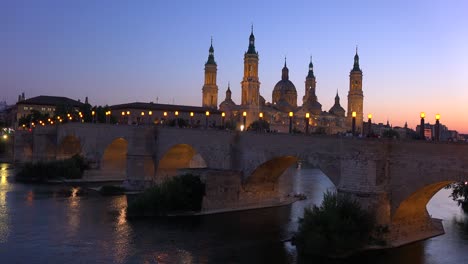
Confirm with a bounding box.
[0,163,467,263]
[0,164,10,243]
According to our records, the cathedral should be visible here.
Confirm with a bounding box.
[202,28,364,134]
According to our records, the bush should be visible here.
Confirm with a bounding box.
[293,191,374,258]
[126,174,206,218]
[447,182,468,212]
[16,154,88,182]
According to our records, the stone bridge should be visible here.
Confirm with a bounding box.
[14,123,468,247]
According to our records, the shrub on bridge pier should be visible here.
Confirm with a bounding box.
[16,154,88,182]
[293,191,375,258]
[126,174,206,218]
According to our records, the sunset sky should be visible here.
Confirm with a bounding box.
[2,0,468,132]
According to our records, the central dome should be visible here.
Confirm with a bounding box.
[272,61,297,109]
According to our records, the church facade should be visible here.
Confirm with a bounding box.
[202,28,364,134]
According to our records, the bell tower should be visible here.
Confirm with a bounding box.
[347,47,364,132]
[241,26,260,106]
[304,56,317,104]
[202,38,218,109]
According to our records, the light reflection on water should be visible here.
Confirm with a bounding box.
[0,163,467,263]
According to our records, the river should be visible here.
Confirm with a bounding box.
[0,163,467,263]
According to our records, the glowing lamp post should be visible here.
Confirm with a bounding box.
[242,111,247,129]
[435,114,440,141]
[205,111,210,129]
[352,111,357,136]
[305,113,310,135]
[92,110,95,123]
[121,111,125,125]
[175,111,179,127]
[367,113,372,137]
[221,112,226,129]
[190,112,194,127]
[420,112,425,140]
[289,112,293,134]
[105,111,111,124]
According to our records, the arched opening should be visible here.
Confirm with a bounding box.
[393,181,454,223]
[156,144,207,182]
[390,181,454,245]
[101,138,128,180]
[242,156,298,201]
[57,135,81,160]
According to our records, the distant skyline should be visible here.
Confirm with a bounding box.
[2,1,468,132]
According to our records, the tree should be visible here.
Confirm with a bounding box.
[293,191,374,258]
[447,182,468,212]
[18,110,50,127]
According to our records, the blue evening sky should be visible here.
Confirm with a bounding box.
[1,0,468,131]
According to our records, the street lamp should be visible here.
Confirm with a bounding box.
[190,112,194,127]
[352,111,356,136]
[289,112,293,134]
[105,111,111,124]
[242,111,247,129]
[367,113,372,137]
[435,114,440,141]
[221,112,226,129]
[420,112,425,140]
[305,113,310,135]
[148,111,153,125]
[92,110,95,123]
[205,111,210,129]
[175,111,179,127]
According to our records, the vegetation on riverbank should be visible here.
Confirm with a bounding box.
[126,174,205,218]
[293,191,375,258]
[15,154,88,183]
[447,182,468,212]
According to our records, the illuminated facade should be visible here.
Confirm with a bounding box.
[215,29,362,134]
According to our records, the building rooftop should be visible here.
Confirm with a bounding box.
[110,102,222,114]
[17,95,84,107]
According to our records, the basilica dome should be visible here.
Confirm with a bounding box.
[272,61,297,109]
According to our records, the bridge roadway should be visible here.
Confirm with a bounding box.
[13,123,468,247]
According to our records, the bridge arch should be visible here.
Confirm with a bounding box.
[243,156,298,190]
[392,181,454,224]
[155,144,207,182]
[57,135,81,160]
[101,137,128,179]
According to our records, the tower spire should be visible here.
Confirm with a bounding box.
[247,25,256,54]
[282,57,289,80]
[307,56,315,79]
[352,45,361,72]
[206,37,216,65]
